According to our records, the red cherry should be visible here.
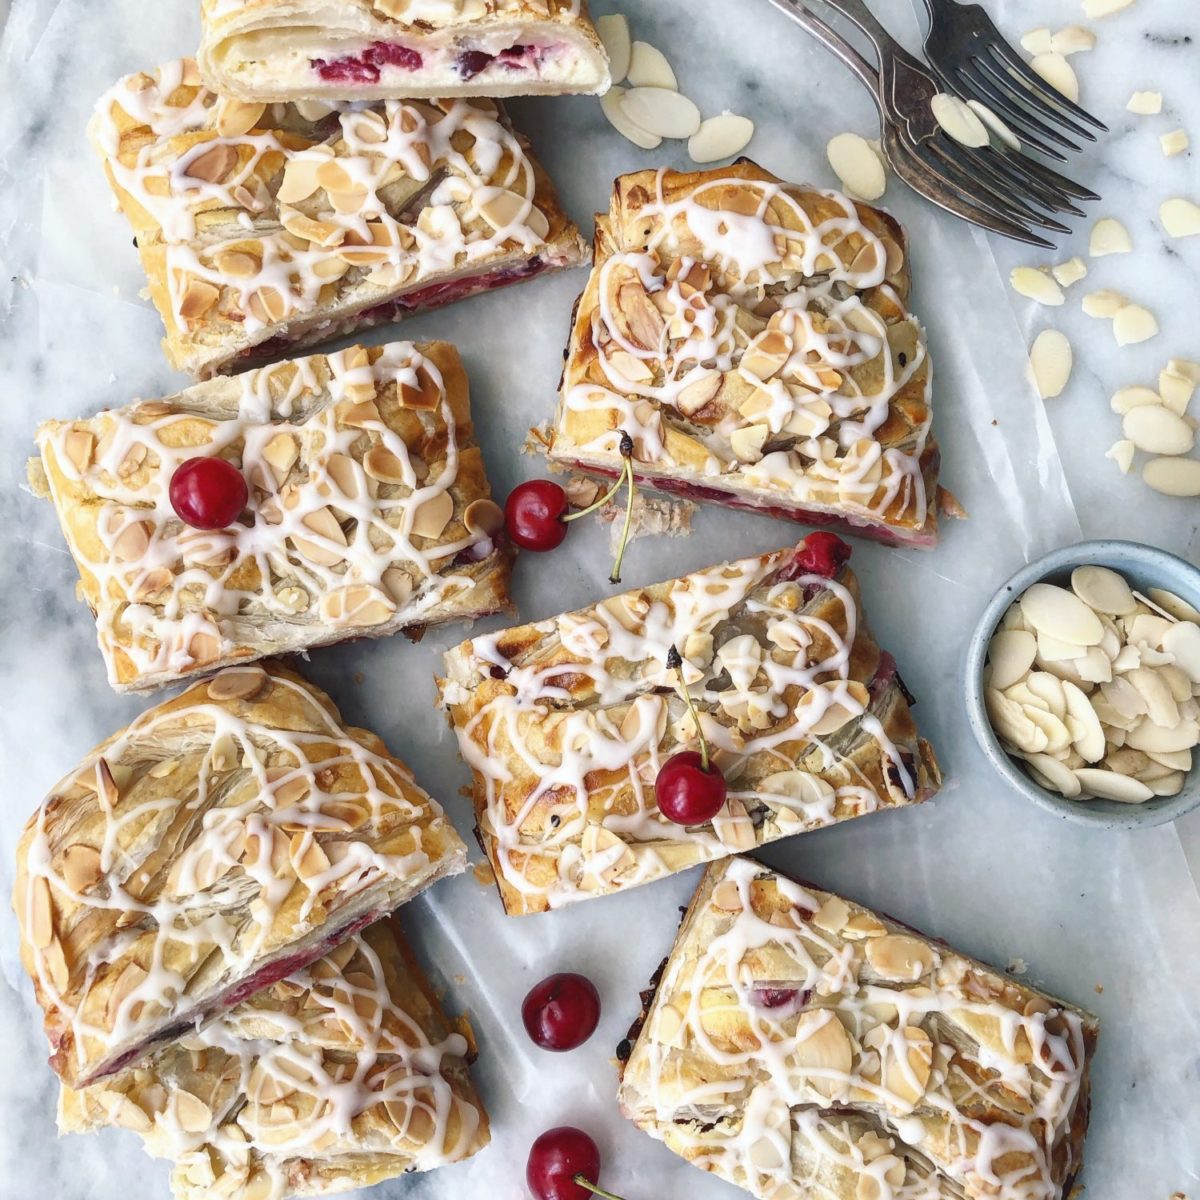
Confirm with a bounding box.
[656,750,728,825]
[790,531,852,578]
[522,973,601,1051]
[169,457,249,530]
[505,480,569,551]
[526,1127,602,1200]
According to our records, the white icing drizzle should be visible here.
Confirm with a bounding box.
[90,60,578,371]
[66,922,485,1200]
[36,341,505,690]
[438,541,936,913]
[15,665,464,1085]
[621,858,1094,1200]
[553,168,936,541]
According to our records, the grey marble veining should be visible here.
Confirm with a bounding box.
[0,1,1198,1198]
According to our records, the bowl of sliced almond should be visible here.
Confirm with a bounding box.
[966,540,1200,828]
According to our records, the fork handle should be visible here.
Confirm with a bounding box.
[763,0,883,105]
[810,0,912,64]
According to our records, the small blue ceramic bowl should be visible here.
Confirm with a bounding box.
[965,539,1200,829]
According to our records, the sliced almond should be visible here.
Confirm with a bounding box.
[1082,289,1128,318]
[620,88,701,140]
[1021,752,1082,797]
[1071,566,1137,616]
[675,371,721,416]
[63,429,96,474]
[1123,406,1194,456]
[987,629,1038,690]
[1051,26,1097,53]
[599,87,661,149]
[1105,440,1136,474]
[1020,28,1053,53]
[363,446,408,484]
[464,498,504,537]
[1011,267,1064,305]
[1112,304,1158,346]
[1158,369,1195,416]
[261,433,299,485]
[826,133,886,201]
[792,1010,853,1098]
[1142,456,1200,496]
[474,188,550,240]
[207,667,267,702]
[931,93,989,147]
[965,100,1020,150]
[179,278,220,322]
[1161,129,1189,157]
[173,1090,213,1134]
[1127,90,1163,114]
[113,520,151,562]
[411,490,454,539]
[1050,257,1087,287]
[596,14,631,84]
[626,41,677,90]
[688,113,755,164]
[28,876,55,948]
[730,423,770,463]
[216,99,266,138]
[1089,217,1132,257]
[1022,583,1104,645]
[1030,53,1079,102]
[1073,768,1153,803]
[865,934,934,982]
[184,143,238,184]
[1160,198,1200,239]
[1081,0,1133,17]
[1147,588,1200,623]
[1110,386,1161,415]
[382,567,413,607]
[1028,329,1072,399]
[1162,622,1200,683]
[61,844,104,892]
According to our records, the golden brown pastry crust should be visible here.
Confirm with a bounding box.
[199,0,610,103]
[437,535,940,915]
[618,857,1098,1200]
[547,162,941,548]
[60,917,489,1200]
[30,340,512,693]
[13,662,467,1089]
[88,59,588,377]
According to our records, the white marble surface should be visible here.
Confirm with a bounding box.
[1,1,1199,1198]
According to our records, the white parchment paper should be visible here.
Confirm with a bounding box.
[1,1,1198,1198]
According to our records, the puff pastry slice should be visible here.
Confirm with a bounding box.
[437,533,941,915]
[199,0,610,102]
[29,340,512,693]
[89,59,588,377]
[546,162,943,548]
[13,663,468,1088]
[617,857,1098,1200]
[60,916,489,1200]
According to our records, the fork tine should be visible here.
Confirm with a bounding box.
[996,145,1098,205]
[970,56,1093,150]
[952,61,1078,159]
[983,47,1101,141]
[986,38,1107,133]
[942,141,1077,227]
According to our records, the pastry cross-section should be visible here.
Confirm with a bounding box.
[89,59,588,377]
[13,663,468,1089]
[618,857,1098,1200]
[546,162,941,547]
[60,918,489,1200]
[437,534,940,914]
[29,341,512,692]
[199,0,610,103]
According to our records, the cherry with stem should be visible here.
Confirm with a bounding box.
[655,645,728,826]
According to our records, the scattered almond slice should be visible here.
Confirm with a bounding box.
[626,41,677,90]
[1124,406,1195,455]
[1127,90,1163,114]
[1051,26,1097,53]
[1112,304,1159,346]
[597,14,632,85]
[931,93,989,147]
[1168,358,1200,384]
[1158,368,1195,415]
[1028,329,1073,398]
[1030,53,1079,103]
[1143,456,1200,496]
[1011,266,1065,305]
[1021,27,1053,53]
[1082,289,1127,318]
[1106,439,1136,473]
[1082,0,1134,17]
[966,100,1021,150]
[1089,217,1132,256]
[1161,129,1189,157]
[620,88,701,139]
[826,132,887,200]
[1051,257,1087,287]
[1160,197,1200,238]
[688,113,755,163]
[1110,386,1161,414]
[600,86,661,149]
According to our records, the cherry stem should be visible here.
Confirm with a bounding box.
[608,432,636,585]
[666,644,710,772]
[562,472,626,524]
[572,1175,627,1200]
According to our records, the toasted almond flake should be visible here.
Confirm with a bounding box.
[1051,257,1087,287]
[184,143,238,184]
[620,88,701,139]
[1143,456,1200,496]
[1030,53,1079,102]
[1160,198,1200,238]
[382,568,412,606]
[1011,266,1065,305]
[1158,369,1195,415]
[1028,329,1072,398]
[1082,0,1133,16]
[626,41,677,90]
[1123,405,1195,456]
[1110,386,1161,414]
[931,93,989,147]
[61,844,104,892]
[599,86,661,149]
[1127,90,1162,114]
[412,490,454,539]
[1020,27,1053,53]
[29,876,54,948]
[464,498,504,536]
[965,100,1021,150]
[1082,289,1127,318]
[179,278,220,321]
[207,667,268,702]
[63,429,96,473]
[826,132,887,201]
[474,188,550,239]
[1073,767,1153,802]
[1052,26,1097,53]
[688,113,755,164]
[1089,217,1132,257]
[1161,129,1190,157]
[1105,439,1136,473]
[596,14,631,84]
[1112,304,1159,346]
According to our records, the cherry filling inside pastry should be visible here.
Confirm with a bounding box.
[313,41,424,82]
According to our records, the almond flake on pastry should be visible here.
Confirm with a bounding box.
[88,59,588,378]
[29,341,511,692]
[199,0,610,103]
[13,663,468,1088]
[436,534,941,915]
[60,918,489,1200]
[617,856,1099,1200]
[544,163,942,548]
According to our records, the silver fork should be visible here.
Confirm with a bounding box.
[920,0,1107,163]
[764,0,1096,247]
